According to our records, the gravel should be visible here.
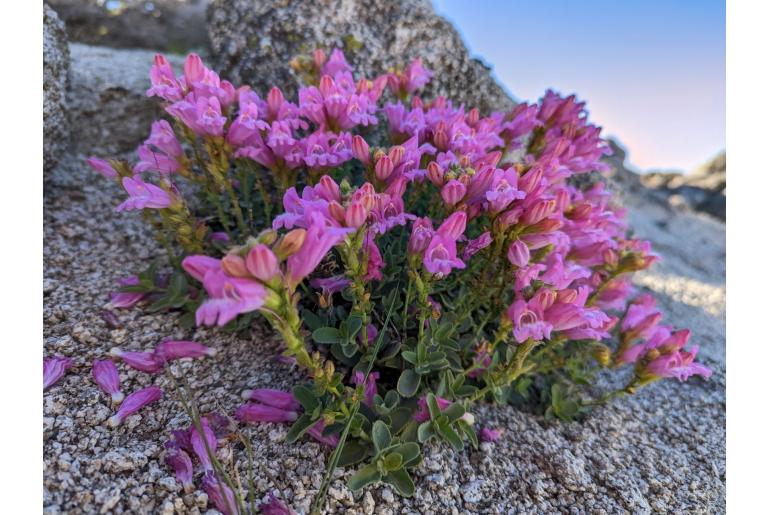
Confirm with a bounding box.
[43,152,725,513]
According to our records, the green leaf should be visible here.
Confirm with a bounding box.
[397,369,421,398]
[382,452,403,471]
[285,414,317,444]
[458,421,479,449]
[417,421,433,443]
[443,402,465,423]
[389,442,420,467]
[346,315,363,342]
[389,407,412,434]
[371,420,391,453]
[347,463,382,492]
[337,439,371,467]
[292,385,319,412]
[401,351,418,364]
[437,422,464,451]
[383,468,415,497]
[301,309,325,330]
[426,393,441,420]
[341,342,359,358]
[312,327,341,344]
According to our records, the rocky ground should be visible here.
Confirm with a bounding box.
[43,150,726,514]
[43,1,725,513]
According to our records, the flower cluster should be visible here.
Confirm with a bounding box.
[83,48,711,506]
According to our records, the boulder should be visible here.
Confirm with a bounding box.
[44,4,71,173]
[48,0,209,52]
[66,44,185,156]
[207,0,515,114]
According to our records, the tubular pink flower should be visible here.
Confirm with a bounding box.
[423,234,465,277]
[154,340,217,361]
[441,179,466,206]
[108,275,146,309]
[462,231,493,260]
[116,177,175,212]
[43,357,73,390]
[87,157,118,179]
[352,371,380,407]
[485,167,525,213]
[191,417,218,471]
[181,255,221,283]
[109,347,166,373]
[235,403,298,424]
[408,217,434,254]
[194,265,268,327]
[479,427,503,442]
[147,54,183,101]
[644,346,712,382]
[413,395,452,422]
[310,275,351,295]
[92,359,124,403]
[261,493,293,515]
[164,442,194,493]
[108,385,163,427]
[202,472,238,515]
[307,420,340,447]
[507,298,552,343]
[240,389,300,411]
[436,211,467,240]
[135,144,182,174]
[286,212,353,289]
[507,240,530,267]
[351,135,371,164]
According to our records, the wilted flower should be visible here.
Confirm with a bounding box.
[235,403,298,424]
[43,357,73,390]
[108,386,163,427]
[202,472,239,515]
[109,347,166,373]
[92,359,124,403]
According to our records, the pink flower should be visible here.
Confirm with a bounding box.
[485,167,525,213]
[235,403,298,424]
[387,58,433,96]
[441,179,466,206]
[286,212,353,289]
[202,472,238,515]
[423,233,465,277]
[195,266,268,327]
[164,441,194,493]
[413,395,452,422]
[182,255,221,283]
[307,420,340,447]
[408,217,434,254]
[363,232,384,281]
[167,95,227,137]
[87,157,118,179]
[507,296,553,343]
[154,340,217,361]
[92,359,124,403]
[191,417,218,471]
[644,346,712,382]
[351,371,379,407]
[507,240,530,267]
[116,177,175,212]
[108,385,163,427]
[261,493,293,515]
[462,231,492,260]
[43,357,73,390]
[108,275,146,309]
[245,244,280,282]
[240,389,300,411]
[479,427,503,442]
[109,347,165,373]
[147,54,183,102]
[226,100,270,147]
[310,275,351,295]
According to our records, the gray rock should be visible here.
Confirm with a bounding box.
[66,43,185,156]
[207,0,515,114]
[48,0,209,52]
[44,4,71,173]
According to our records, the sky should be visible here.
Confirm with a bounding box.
[433,0,725,173]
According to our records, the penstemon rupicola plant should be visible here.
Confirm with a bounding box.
[87,48,711,510]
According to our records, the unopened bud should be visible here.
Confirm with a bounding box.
[328,201,346,224]
[592,344,612,367]
[221,254,250,277]
[375,155,394,181]
[274,229,307,259]
[427,161,444,186]
[388,146,405,166]
[245,244,279,282]
[345,201,368,228]
[351,135,371,165]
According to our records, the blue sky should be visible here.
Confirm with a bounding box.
[433,0,725,172]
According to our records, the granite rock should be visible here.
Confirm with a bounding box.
[207,0,515,114]
[44,3,71,173]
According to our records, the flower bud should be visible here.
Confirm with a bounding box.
[388,145,405,166]
[433,122,449,151]
[411,95,423,109]
[519,166,544,194]
[312,49,326,71]
[374,155,394,181]
[245,244,280,281]
[267,86,284,117]
[427,161,445,186]
[591,344,612,367]
[602,248,619,267]
[507,240,530,267]
[523,199,557,225]
[316,175,341,202]
[256,229,279,245]
[327,201,346,224]
[273,229,307,259]
[221,254,250,277]
[467,107,480,126]
[345,201,368,228]
[441,180,466,206]
[351,135,371,165]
